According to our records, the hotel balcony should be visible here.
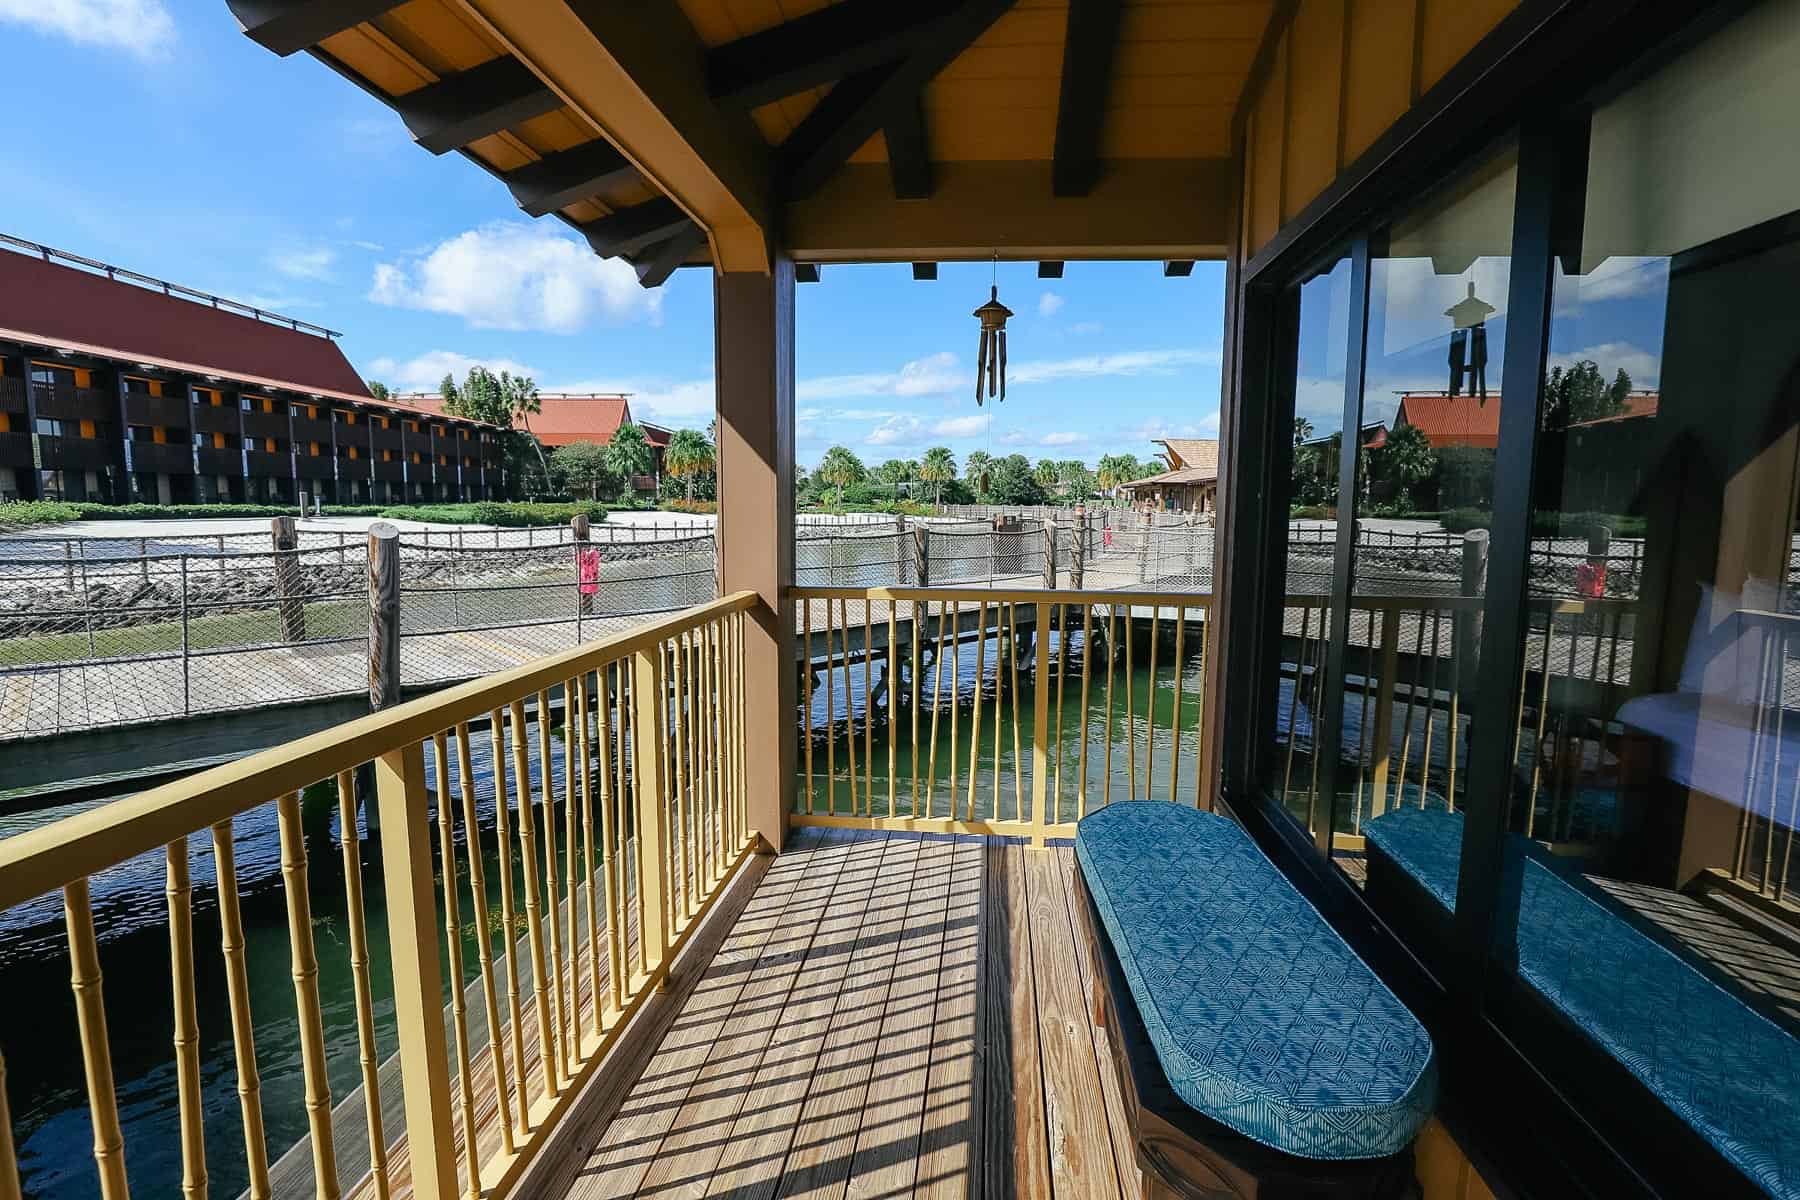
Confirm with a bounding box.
[242,410,291,440]
[195,446,240,476]
[128,441,194,475]
[36,433,113,471]
[32,383,113,423]
[191,404,241,435]
[123,393,191,428]
[244,448,289,476]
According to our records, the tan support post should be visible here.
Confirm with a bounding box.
[630,645,671,981]
[1070,504,1087,590]
[374,741,458,1200]
[368,523,400,711]
[715,262,796,853]
[271,515,306,641]
[1031,602,1052,846]
[1042,520,1058,590]
[912,522,930,588]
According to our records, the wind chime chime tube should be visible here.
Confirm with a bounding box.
[973,285,1013,406]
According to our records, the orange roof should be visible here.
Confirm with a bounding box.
[1571,391,1660,427]
[398,392,644,445]
[1393,393,1502,448]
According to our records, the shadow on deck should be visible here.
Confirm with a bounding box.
[532,827,1139,1199]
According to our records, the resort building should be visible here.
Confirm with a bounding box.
[0,237,504,506]
[1120,437,1220,512]
[398,392,671,494]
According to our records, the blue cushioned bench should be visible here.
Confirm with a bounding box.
[1364,807,1800,1199]
[1074,803,1437,1197]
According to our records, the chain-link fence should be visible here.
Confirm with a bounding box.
[0,531,718,739]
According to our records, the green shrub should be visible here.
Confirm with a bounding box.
[376,500,608,527]
[662,499,717,514]
[69,501,298,520]
[1440,508,1492,533]
[0,499,84,528]
[1289,505,1334,520]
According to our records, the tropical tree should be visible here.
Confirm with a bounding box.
[1035,458,1062,489]
[550,442,614,500]
[1058,460,1097,500]
[1542,359,1632,430]
[605,422,655,496]
[816,445,865,509]
[495,372,550,486]
[664,427,715,501]
[366,379,392,401]
[1096,453,1141,495]
[1293,416,1315,445]
[918,446,956,507]
[987,454,1048,505]
[965,450,994,499]
[874,459,912,487]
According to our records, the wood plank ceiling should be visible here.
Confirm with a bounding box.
[227,0,1271,286]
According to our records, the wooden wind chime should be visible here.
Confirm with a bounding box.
[972,284,1012,405]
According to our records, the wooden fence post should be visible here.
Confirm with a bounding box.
[368,523,400,712]
[1070,505,1086,590]
[374,740,459,1200]
[1457,530,1489,711]
[573,513,591,638]
[271,516,307,642]
[1042,519,1058,590]
[1136,510,1152,582]
[911,522,930,588]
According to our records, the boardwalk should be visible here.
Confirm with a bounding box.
[535,828,1138,1199]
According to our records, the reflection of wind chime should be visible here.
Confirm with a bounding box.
[973,285,1012,405]
[1445,281,1496,401]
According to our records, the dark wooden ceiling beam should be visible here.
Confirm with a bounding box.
[1038,261,1064,278]
[581,198,693,258]
[1051,0,1125,197]
[779,0,1018,200]
[635,224,706,289]
[504,141,638,218]
[1163,260,1195,276]
[796,264,822,283]
[394,57,563,155]
[911,262,938,280]
[884,92,934,200]
[707,0,960,110]
[226,0,405,56]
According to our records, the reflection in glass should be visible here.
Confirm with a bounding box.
[1333,150,1516,881]
[1264,256,1350,836]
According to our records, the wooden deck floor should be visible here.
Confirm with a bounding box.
[545,827,1140,1199]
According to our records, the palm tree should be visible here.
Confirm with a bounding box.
[1096,453,1138,495]
[918,446,956,507]
[501,372,550,487]
[1035,458,1062,489]
[605,422,655,497]
[966,450,993,499]
[1293,416,1315,445]
[816,445,865,510]
[664,428,715,501]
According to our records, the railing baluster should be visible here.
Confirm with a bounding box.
[1104,605,1117,809]
[993,603,1006,821]
[596,669,625,1017]
[1196,601,1210,809]
[911,598,922,816]
[1031,603,1051,844]
[430,733,481,1199]
[335,771,394,1194]
[967,599,987,822]
[1010,604,1025,820]
[826,599,838,815]
[865,602,874,814]
[1282,604,1310,809]
[1171,606,1186,805]
[488,709,530,1133]
[562,679,583,1043]
[510,698,558,1098]
[275,791,340,1200]
[888,605,898,818]
[1079,604,1093,819]
[673,636,692,921]
[1125,597,1137,799]
[841,600,859,816]
[803,599,814,814]
[454,726,514,1159]
[1147,605,1160,801]
[535,689,571,1080]
[1054,602,1067,820]
[166,836,207,1200]
[928,600,947,818]
[211,819,271,1199]
[65,879,128,1200]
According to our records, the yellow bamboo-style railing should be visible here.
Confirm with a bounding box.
[794,586,1213,843]
[0,592,759,1200]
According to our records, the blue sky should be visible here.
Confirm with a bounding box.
[0,0,1226,472]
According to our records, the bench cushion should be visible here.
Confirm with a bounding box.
[1364,807,1800,1199]
[1075,802,1438,1161]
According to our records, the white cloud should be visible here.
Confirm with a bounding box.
[369,222,659,333]
[1126,414,1221,441]
[1548,342,1661,388]
[1040,431,1086,446]
[545,375,716,427]
[1000,429,1089,448]
[1070,322,1102,335]
[799,351,963,402]
[932,414,990,438]
[271,246,336,282]
[365,350,541,393]
[0,0,173,56]
[1010,347,1219,386]
[866,415,922,446]
[1563,256,1669,305]
[1038,291,1065,318]
[346,239,386,253]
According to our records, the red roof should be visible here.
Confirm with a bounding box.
[1393,393,1503,448]
[1570,391,1659,427]
[0,247,372,403]
[398,392,670,447]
